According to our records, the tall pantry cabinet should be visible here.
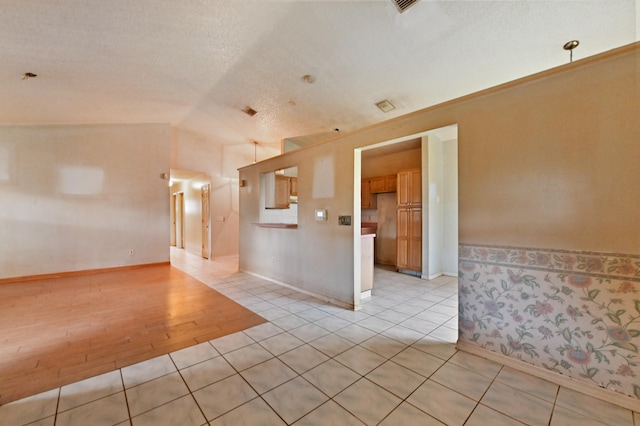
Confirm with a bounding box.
[396,169,422,273]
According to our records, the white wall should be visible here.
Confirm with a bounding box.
[0,123,170,279]
[427,135,444,278]
[426,132,459,278]
[442,138,458,275]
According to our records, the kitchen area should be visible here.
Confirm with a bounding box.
[360,129,458,291]
[360,138,422,279]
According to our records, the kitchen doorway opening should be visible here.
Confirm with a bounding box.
[353,125,458,308]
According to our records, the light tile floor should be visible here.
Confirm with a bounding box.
[2,249,639,426]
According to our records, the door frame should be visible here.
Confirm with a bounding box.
[201,184,211,259]
[173,192,185,249]
[353,125,458,308]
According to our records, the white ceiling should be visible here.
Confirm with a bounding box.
[2,1,638,149]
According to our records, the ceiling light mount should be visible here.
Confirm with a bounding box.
[242,106,258,117]
[563,40,579,63]
[22,72,38,80]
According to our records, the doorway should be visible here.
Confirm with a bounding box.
[354,125,459,306]
[201,184,210,259]
[169,170,211,258]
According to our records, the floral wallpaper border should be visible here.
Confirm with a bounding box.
[458,243,640,400]
[459,243,640,282]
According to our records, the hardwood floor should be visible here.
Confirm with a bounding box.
[0,263,266,405]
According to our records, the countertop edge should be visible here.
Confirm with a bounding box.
[254,223,298,229]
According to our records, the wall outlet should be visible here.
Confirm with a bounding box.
[271,256,276,264]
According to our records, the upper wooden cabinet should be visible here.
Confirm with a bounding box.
[369,175,397,194]
[362,173,399,209]
[361,179,377,209]
[289,177,298,196]
[397,169,421,207]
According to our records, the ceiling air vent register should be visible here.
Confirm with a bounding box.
[392,0,419,13]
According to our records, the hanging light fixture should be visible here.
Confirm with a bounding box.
[253,141,259,163]
[563,40,579,63]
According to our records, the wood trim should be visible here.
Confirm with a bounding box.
[456,341,640,412]
[0,262,171,285]
[254,223,298,229]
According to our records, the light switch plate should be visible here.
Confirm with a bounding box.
[338,216,351,226]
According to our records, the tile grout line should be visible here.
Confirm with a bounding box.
[214,329,301,425]
[119,369,133,426]
[53,386,61,426]
[168,349,210,426]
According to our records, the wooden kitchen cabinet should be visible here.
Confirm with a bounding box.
[396,169,422,272]
[369,174,397,193]
[396,207,422,271]
[397,169,421,207]
[289,177,298,196]
[361,179,377,209]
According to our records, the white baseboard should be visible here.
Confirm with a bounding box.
[422,271,458,280]
[456,341,640,412]
[241,270,355,310]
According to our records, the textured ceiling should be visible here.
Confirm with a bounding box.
[1,1,638,148]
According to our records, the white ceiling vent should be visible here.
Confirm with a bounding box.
[392,0,419,13]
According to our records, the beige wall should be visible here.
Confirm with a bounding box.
[0,123,171,279]
[239,143,357,306]
[239,43,639,401]
[239,43,639,304]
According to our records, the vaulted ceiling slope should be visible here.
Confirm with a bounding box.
[1,1,637,147]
